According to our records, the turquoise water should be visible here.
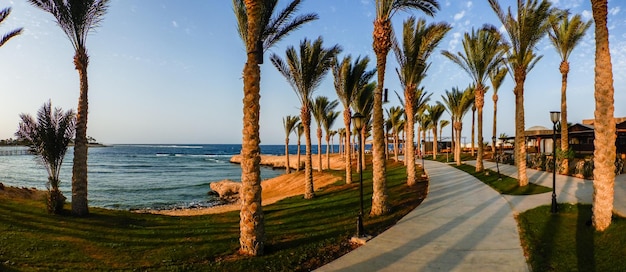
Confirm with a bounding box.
[0,144,298,210]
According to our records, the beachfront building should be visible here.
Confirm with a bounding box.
[519,118,626,156]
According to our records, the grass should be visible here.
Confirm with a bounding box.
[0,159,427,271]
[454,164,552,195]
[518,204,626,271]
[423,152,475,163]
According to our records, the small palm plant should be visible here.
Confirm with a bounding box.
[16,101,76,214]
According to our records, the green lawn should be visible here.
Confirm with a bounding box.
[518,204,626,271]
[455,164,552,195]
[0,160,427,271]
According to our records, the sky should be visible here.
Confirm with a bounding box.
[0,0,625,145]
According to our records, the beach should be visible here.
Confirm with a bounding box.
[145,153,350,216]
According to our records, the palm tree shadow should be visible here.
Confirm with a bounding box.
[576,197,595,271]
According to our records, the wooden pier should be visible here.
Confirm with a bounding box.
[0,149,32,156]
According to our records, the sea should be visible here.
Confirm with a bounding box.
[0,144,338,211]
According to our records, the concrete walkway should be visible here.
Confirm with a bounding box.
[318,160,529,272]
[467,160,626,217]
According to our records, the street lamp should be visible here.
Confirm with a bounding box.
[492,135,501,179]
[550,111,561,214]
[352,112,365,237]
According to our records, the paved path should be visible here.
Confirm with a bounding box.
[318,160,529,272]
[467,160,626,217]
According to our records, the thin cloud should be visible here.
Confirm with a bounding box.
[172,21,178,28]
[454,10,465,21]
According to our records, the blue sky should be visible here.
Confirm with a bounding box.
[0,0,624,145]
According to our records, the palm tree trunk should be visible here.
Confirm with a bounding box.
[302,107,315,199]
[514,68,529,186]
[326,134,331,170]
[371,19,391,216]
[433,127,438,161]
[591,0,616,231]
[343,110,352,184]
[361,127,366,170]
[454,122,462,165]
[492,94,498,157]
[317,127,322,172]
[285,138,291,174]
[393,132,399,162]
[72,49,89,217]
[406,116,416,186]
[471,108,475,157]
[560,61,570,175]
[297,137,301,172]
[476,85,485,172]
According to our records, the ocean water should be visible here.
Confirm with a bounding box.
[0,144,335,210]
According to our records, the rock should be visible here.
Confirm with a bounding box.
[0,182,4,190]
[209,180,241,202]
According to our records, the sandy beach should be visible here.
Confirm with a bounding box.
[143,153,351,216]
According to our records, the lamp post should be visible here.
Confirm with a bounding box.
[550,111,561,214]
[352,112,365,237]
[493,135,501,179]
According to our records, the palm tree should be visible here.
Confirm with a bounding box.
[271,37,341,199]
[0,7,22,48]
[233,0,317,256]
[353,82,376,171]
[489,0,554,186]
[489,65,508,154]
[427,103,446,160]
[337,127,346,157]
[332,55,375,184]
[548,12,592,175]
[442,26,507,172]
[386,106,404,162]
[283,115,300,174]
[393,16,449,185]
[16,101,75,214]
[312,96,339,172]
[371,0,440,216]
[296,122,304,171]
[329,130,338,153]
[590,0,616,231]
[322,111,340,170]
[28,0,110,216]
[439,119,449,143]
[441,87,474,165]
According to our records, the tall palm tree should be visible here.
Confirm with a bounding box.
[489,0,554,186]
[386,106,404,162]
[233,0,317,256]
[393,17,449,185]
[332,55,375,184]
[312,96,339,172]
[28,0,110,216]
[283,115,300,174]
[0,7,22,47]
[322,111,340,170]
[590,0,616,231]
[329,130,338,153]
[489,65,508,154]
[426,103,446,160]
[16,101,75,214]
[296,122,304,171]
[471,103,475,157]
[271,37,341,199]
[442,26,507,172]
[547,12,592,175]
[371,0,439,216]
[441,86,474,165]
[337,127,346,157]
[353,82,376,171]
[439,119,449,143]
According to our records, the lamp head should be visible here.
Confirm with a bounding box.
[352,112,364,130]
[550,111,561,124]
